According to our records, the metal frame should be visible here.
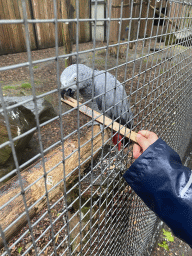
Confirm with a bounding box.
[0,0,192,255]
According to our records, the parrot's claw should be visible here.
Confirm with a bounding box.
[88,121,104,132]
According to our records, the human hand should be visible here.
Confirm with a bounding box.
[133,130,158,159]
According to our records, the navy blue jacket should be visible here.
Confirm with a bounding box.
[123,138,192,247]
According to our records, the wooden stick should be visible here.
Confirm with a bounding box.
[61,97,137,143]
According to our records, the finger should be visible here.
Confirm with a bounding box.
[148,132,158,142]
[136,133,151,151]
[138,130,150,139]
[133,143,142,159]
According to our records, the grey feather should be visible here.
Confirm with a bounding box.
[60,64,133,128]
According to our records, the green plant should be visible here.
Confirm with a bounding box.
[158,229,174,251]
[18,247,22,254]
[162,229,174,242]
[33,66,38,69]
[158,241,169,251]
[3,85,16,90]
[21,82,32,89]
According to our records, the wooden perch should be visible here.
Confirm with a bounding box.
[150,4,179,29]
[0,125,110,248]
[61,97,137,143]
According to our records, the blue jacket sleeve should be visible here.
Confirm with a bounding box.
[123,138,192,247]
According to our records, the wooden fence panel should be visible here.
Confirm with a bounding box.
[0,0,12,55]
[109,0,119,42]
[0,0,36,55]
[0,0,91,55]
[21,0,37,50]
[30,0,56,49]
[58,0,90,45]
[59,0,76,54]
[7,0,24,51]
[79,0,90,42]
[108,0,130,42]
[0,0,17,55]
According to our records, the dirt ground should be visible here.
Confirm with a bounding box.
[0,40,191,255]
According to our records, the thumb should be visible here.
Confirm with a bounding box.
[136,133,151,152]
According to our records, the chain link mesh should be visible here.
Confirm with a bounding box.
[0,0,192,255]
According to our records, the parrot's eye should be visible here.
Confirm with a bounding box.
[74,77,77,81]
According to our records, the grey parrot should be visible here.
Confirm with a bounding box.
[60,64,133,149]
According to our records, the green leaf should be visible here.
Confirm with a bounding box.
[162,229,174,242]
[158,241,169,251]
[18,247,22,254]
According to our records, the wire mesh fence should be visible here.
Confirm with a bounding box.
[0,0,192,255]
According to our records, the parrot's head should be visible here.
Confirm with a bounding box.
[60,64,92,99]
[60,65,77,98]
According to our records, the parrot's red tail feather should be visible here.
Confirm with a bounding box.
[112,132,123,151]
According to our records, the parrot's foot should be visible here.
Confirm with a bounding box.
[112,132,123,151]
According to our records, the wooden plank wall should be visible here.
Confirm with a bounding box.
[0,0,36,55]
[0,0,178,55]
[0,0,91,55]
[108,0,171,42]
[108,0,130,42]
[108,0,149,42]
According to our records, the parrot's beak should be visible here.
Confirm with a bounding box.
[61,88,75,99]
